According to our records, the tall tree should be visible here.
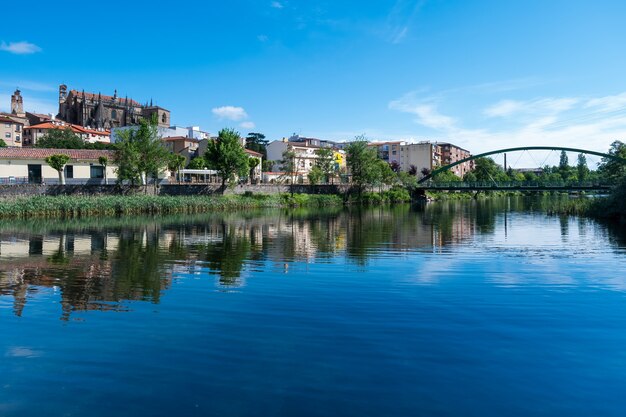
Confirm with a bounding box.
[245,132,268,158]
[115,116,170,185]
[205,128,249,189]
[248,157,260,182]
[98,156,109,185]
[37,128,85,149]
[345,137,380,195]
[45,154,70,185]
[576,153,589,182]
[314,148,336,184]
[168,154,187,184]
[598,140,626,182]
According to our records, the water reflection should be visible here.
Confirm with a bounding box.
[1,196,625,319]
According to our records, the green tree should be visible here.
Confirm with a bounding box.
[432,169,461,183]
[345,137,380,195]
[262,160,274,173]
[98,156,109,185]
[280,148,299,185]
[168,154,187,183]
[577,153,589,182]
[470,157,506,182]
[558,150,574,181]
[245,132,268,159]
[307,165,324,185]
[45,154,70,185]
[188,157,208,169]
[0,138,7,147]
[205,128,249,189]
[377,159,396,190]
[598,140,626,182]
[115,117,170,185]
[314,148,336,184]
[248,157,260,182]
[36,127,85,149]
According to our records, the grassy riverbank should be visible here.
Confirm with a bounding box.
[0,194,345,219]
[547,179,626,221]
[0,189,414,219]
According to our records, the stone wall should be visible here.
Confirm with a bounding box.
[0,183,370,199]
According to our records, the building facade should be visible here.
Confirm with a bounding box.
[438,143,472,178]
[0,148,116,184]
[0,116,24,147]
[399,142,442,175]
[368,141,407,165]
[57,85,170,130]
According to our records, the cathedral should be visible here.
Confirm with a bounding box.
[57,84,170,130]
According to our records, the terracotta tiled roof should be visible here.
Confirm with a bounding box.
[25,122,110,137]
[68,90,142,107]
[244,149,263,157]
[0,148,115,161]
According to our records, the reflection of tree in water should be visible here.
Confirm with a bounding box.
[200,223,251,287]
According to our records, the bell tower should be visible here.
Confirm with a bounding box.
[10,88,24,116]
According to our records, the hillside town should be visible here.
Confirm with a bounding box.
[0,85,474,185]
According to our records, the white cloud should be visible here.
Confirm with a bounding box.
[484,98,579,118]
[389,94,456,130]
[585,92,626,112]
[271,1,284,9]
[0,93,56,115]
[257,35,269,42]
[240,121,256,129]
[212,106,248,121]
[0,41,42,55]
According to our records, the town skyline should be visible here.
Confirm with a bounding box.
[2,1,626,160]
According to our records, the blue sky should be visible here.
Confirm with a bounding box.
[2,0,626,164]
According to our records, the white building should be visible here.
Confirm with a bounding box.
[23,121,110,146]
[0,148,116,184]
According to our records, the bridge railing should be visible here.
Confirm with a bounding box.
[419,180,612,189]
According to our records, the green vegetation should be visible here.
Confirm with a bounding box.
[345,138,380,196]
[45,154,70,185]
[245,132,268,159]
[0,138,7,147]
[35,127,115,150]
[205,128,250,188]
[115,117,170,185]
[0,194,345,220]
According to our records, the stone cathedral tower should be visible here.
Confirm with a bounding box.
[11,89,25,117]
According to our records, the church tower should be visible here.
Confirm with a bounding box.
[10,88,24,117]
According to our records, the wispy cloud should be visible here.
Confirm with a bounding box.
[257,35,269,42]
[0,80,55,92]
[0,93,56,115]
[0,41,42,55]
[388,88,626,164]
[385,0,427,44]
[240,121,256,129]
[271,1,284,9]
[212,106,248,121]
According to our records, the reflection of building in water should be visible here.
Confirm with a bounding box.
[0,231,171,319]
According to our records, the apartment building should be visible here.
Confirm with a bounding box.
[0,116,24,147]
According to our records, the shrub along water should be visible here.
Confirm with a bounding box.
[0,194,345,220]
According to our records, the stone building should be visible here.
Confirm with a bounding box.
[57,84,170,130]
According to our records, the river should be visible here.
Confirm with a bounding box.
[1,197,626,416]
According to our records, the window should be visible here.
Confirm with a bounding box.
[161,113,167,123]
[90,165,104,179]
[65,165,74,179]
[111,109,117,119]
[4,123,10,128]
[4,133,10,139]
[15,135,20,142]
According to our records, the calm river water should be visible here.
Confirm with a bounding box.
[1,197,626,417]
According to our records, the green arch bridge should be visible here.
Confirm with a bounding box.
[417,146,626,191]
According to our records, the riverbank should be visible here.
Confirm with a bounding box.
[546,179,626,222]
[0,190,411,219]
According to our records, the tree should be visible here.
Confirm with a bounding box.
[98,156,109,185]
[168,154,187,184]
[36,128,85,149]
[376,159,396,191]
[188,157,207,169]
[558,150,573,181]
[598,140,626,182]
[345,137,380,195]
[408,164,418,176]
[245,132,268,159]
[45,154,70,185]
[577,153,589,182]
[248,157,260,183]
[262,160,274,173]
[314,148,336,184]
[115,116,170,185]
[432,169,461,183]
[307,165,324,185]
[0,139,7,147]
[470,157,506,182]
[205,128,250,189]
[280,148,299,185]
[389,160,401,173]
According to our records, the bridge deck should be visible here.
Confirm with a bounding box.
[418,182,612,192]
